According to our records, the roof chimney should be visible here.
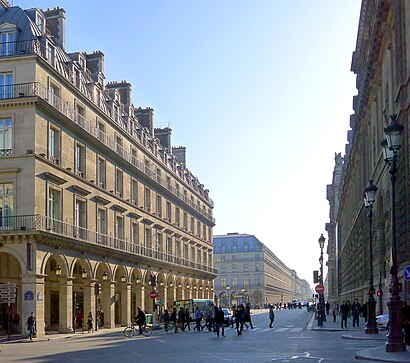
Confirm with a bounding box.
[43,7,66,50]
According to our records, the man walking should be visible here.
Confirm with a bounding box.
[215,306,225,337]
[351,299,361,327]
[340,301,348,328]
[26,312,36,341]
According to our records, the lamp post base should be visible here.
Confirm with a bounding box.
[365,294,378,334]
[385,294,406,352]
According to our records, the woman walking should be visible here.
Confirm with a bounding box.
[269,306,275,328]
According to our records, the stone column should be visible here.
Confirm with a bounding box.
[140,285,146,311]
[83,281,95,322]
[59,277,74,333]
[163,287,168,308]
[34,274,46,338]
[121,284,131,326]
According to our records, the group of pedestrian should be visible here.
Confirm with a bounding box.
[233,303,254,335]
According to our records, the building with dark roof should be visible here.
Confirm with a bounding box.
[0,1,215,338]
[214,233,311,308]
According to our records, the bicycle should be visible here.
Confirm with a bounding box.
[123,322,153,337]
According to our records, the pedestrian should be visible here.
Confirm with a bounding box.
[268,305,275,328]
[209,304,216,332]
[351,299,361,327]
[340,301,348,328]
[235,305,244,335]
[162,309,170,332]
[178,307,185,331]
[215,306,225,337]
[332,302,338,323]
[170,307,178,333]
[184,307,192,331]
[26,312,36,341]
[402,299,410,346]
[325,301,330,316]
[99,310,104,328]
[194,306,202,331]
[244,303,254,329]
[230,306,236,328]
[76,310,83,331]
[87,312,93,333]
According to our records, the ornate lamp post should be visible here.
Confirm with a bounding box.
[317,234,325,327]
[363,180,378,334]
[226,284,230,307]
[380,114,406,352]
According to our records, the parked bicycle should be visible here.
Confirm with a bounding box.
[123,322,152,337]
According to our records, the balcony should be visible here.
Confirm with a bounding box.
[0,82,214,225]
[0,214,217,275]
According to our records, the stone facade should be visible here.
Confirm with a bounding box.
[0,3,216,337]
[329,0,410,312]
[214,233,311,308]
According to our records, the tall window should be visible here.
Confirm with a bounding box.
[175,207,180,226]
[166,237,172,255]
[144,187,151,211]
[0,119,12,156]
[131,179,138,205]
[0,32,14,56]
[75,142,85,176]
[243,264,249,272]
[166,201,171,222]
[190,217,194,233]
[255,263,260,272]
[97,208,106,241]
[232,264,237,273]
[115,169,123,197]
[97,121,105,142]
[74,199,86,238]
[49,127,59,162]
[183,212,187,230]
[220,265,226,273]
[232,277,238,287]
[156,194,162,217]
[0,73,12,99]
[243,277,250,286]
[144,227,152,248]
[132,221,139,244]
[116,215,124,240]
[184,243,188,260]
[156,232,163,252]
[220,278,227,287]
[47,188,60,231]
[0,183,13,227]
[97,157,106,188]
[49,83,59,108]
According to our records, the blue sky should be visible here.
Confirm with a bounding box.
[15,0,362,286]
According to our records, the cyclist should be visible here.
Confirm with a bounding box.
[135,306,146,335]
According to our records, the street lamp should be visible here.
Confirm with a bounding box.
[317,234,325,327]
[226,285,230,307]
[363,180,378,334]
[380,114,406,352]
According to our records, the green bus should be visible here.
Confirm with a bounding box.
[173,299,214,316]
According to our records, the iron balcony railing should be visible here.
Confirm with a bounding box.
[0,81,214,224]
[0,39,214,208]
[0,215,217,274]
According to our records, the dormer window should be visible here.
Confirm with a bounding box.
[0,31,14,56]
[36,13,45,33]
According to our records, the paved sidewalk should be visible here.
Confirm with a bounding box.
[307,313,410,362]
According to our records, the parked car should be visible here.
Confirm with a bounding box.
[376,314,389,329]
[222,308,231,326]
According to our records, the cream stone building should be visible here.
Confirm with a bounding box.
[0,2,216,337]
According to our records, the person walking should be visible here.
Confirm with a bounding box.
[332,302,338,323]
[325,301,330,316]
[162,309,170,332]
[244,303,254,329]
[209,304,216,332]
[178,307,185,331]
[87,312,93,333]
[26,312,36,341]
[235,305,244,335]
[340,301,348,328]
[184,307,192,331]
[268,305,275,328]
[170,307,178,333]
[194,306,202,332]
[215,306,225,337]
[351,299,361,327]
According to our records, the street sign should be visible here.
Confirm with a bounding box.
[0,299,15,304]
[0,293,16,298]
[0,288,16,294]
[150,290,158,299]
[0,283,16,288]
[315,284,325,294]
[404,265,410,281]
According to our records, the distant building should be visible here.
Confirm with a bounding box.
[214,233,311,307]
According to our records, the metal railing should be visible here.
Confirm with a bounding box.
[0,214,217,274]
[0,39,214,208]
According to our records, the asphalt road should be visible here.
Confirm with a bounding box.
[0,309,384,362]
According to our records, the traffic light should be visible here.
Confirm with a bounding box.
[377,290,383,297]
[313,270,319,283]
[149,274,157,287]
[95,283,102,295]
